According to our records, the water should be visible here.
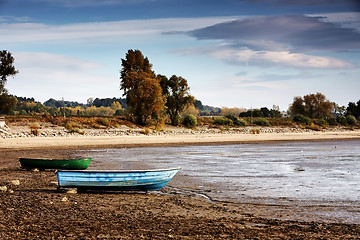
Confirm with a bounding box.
[78,139,360,223]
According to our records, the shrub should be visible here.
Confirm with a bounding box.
[99,117,111,127]
[67,128,85,135]
[346,115,357,125]
[64,121,77,130]
[213,117,232,126]
[237,118,247,126]
[251,129,260,134]
[29,122,41,136]
[336,115,347,125]
[182,114,197,127]
[225,115,247,126]
[326,117,337,126]
[252,118,270,126]
[317,118,328,128]
[140,128,151,135]
[293,114,311,125]
[307,123,322,131]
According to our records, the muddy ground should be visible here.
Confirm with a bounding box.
[0,148,359,239]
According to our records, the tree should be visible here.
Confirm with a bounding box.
[194,100,204,111]
[289,93,332,118]
[120,49,165,125]
[346,100,360,119]
[331,102,346,117]
[0,50,18,113]
[0,50,18,94]
[289,96,305,116]
[159,75,194,125]
[0,94,17,114]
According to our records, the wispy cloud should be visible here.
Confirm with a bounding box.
[0,17,236,44]
[174,45,355,69]
[15,52,102,71]
[172,15,360,69]
[0,16,31,23]
[246,0,360,8]
[187,15,360,52]
[16,0,149,7]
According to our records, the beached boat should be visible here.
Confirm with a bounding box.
[56,167,180,191]
[19,157,92,170]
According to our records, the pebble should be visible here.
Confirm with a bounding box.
[61,197,68,202]
[0,186,8,192]
[9,180,20,186]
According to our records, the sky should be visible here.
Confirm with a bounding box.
[1,0,360,111]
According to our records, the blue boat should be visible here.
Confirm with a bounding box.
[56,168,180,192]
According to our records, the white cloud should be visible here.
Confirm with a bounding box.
[14,52,102,71]
[175,45,355,69]
[186,15,360,52]
[309,12,360,31]
[0,17,237,44]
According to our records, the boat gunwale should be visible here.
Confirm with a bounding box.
[19,157,92,161]
[57,167,181,173]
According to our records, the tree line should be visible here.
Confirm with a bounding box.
[0,49,359,127]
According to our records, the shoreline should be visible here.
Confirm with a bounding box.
[1,129,360,150]
[1,130,360,238]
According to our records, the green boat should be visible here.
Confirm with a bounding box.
[19,157,92,170]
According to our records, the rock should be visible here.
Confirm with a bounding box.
[61,197,68,202]
[0,186,8,192]
[66,188,77,194]
[9,180,20,186]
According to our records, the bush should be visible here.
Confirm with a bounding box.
[237,118,247,127]
[67,128,85,135]
[213,117,232,125]
[293,114,311,125]
[64,121,77,130]
[307,123,322,131]
[316,118,328,128]
[326,117,337,126]
[346,115,357,125]
[252,118,270,126]
[225,115,247,126]
[99,117,111,127]
[29,122,41,136]
[251,129,260,134]
[336,115,347,125]
[182,114,197,127]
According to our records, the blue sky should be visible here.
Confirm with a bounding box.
[1,0,359,111]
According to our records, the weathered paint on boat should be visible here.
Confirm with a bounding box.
[57,168,180,191]
[19,157,92,170]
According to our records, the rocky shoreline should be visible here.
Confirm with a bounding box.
[1,121,357,139]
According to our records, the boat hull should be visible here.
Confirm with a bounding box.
[57,168,180,191]
[19,158,92,170]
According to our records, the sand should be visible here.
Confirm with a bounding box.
[2,128,360,150]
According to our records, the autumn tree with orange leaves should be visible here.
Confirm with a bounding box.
[120,49,165,126]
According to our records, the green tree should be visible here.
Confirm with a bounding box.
[159,75,194,125]
[331,102,346,117]
[0,50,18,113]
[0,94,17,114]
[346,100,360,119]
[120,49,165,125]
[289,96,305,116]
[0,50,18,94]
